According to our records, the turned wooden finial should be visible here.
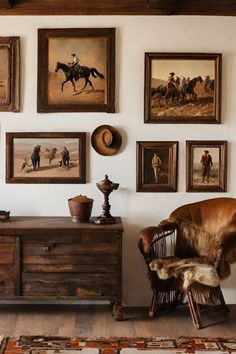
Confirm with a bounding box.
[95,175,119,225]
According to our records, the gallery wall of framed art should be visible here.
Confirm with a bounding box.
[0,15,236,306]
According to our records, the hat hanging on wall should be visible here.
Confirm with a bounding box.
[91,125,122,156]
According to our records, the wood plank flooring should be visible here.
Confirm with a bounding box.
[0,304,235,337]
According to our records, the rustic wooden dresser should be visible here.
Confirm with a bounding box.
[0,217,123,320]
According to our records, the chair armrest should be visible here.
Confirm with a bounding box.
[138,226,160,255]
[138,220,179,255]
[138,222,179,293]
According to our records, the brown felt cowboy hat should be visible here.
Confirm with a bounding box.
[91,125,122,156]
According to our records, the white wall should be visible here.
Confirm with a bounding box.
[0,15,236,306]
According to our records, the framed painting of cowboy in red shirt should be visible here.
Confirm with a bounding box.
[37,28,115,113]
[144,53,221,124]
[186,140,227,192]
[0,37,20,112]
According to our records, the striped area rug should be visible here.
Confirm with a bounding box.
[1,336,236,353]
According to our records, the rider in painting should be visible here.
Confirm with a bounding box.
[68,53,80,80]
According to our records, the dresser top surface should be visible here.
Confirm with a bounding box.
[0,217,123,232]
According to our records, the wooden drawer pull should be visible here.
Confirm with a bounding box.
[42,246,51,252]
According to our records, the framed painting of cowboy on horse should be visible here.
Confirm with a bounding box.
[6,132,86,184]
[144,53,221,124]
[0,37,20,112]
[37,28,115,113]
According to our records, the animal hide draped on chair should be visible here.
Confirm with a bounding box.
[139,198,236,326]
[150,257,220,291]
[156,198,236,280]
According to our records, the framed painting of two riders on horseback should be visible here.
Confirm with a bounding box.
[144,53,222,124]
[6,132,86,184]
[37,28,115,113]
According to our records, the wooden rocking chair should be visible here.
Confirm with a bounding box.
[138,198,236,328]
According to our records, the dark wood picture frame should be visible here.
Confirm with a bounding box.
[0,37,20,112]
[37,28,115,113]
[136,141,178,192]
[144,52,222,124]
[186,140,227,192]
[6,132,86,184]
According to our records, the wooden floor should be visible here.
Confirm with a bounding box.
[0,304,235,337]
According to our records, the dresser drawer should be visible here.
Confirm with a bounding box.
[0,265,15,296]
[0,279,15,297]
[22,233,119,254]
[0,236,19,297]
[0,241,15,264]
[22,233,120,273]
[22,273,119,298]
[22,238,118,256]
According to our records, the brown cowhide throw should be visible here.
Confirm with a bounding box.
[149,257,220,291]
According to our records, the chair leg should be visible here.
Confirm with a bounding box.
[187,289,202,329]
[149,290,157,317]
[218,286,229,316]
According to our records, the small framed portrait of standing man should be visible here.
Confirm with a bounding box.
[186,140,227,192]
[136,141,178,192]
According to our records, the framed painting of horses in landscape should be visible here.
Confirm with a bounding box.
[186,140,227,192]
[136,141,178,192]
[37,28,115,113]
[0,37,20,112]
[144,53,222,124]
[6,132,86,184]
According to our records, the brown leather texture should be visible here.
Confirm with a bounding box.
[138,198,234,326]
[139,197,236,279]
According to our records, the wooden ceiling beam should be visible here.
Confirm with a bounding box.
[0,0,236,16]
[0,0,12,8]
[148,0,180,15]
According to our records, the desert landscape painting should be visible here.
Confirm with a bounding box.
[13,138,81,179]
[48,37,106,105]
[151,59,215,118]
[192,147,220,186]
[0,46,8,103]
[144,53,221,123]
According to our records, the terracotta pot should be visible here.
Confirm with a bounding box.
[68,195,94,223]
